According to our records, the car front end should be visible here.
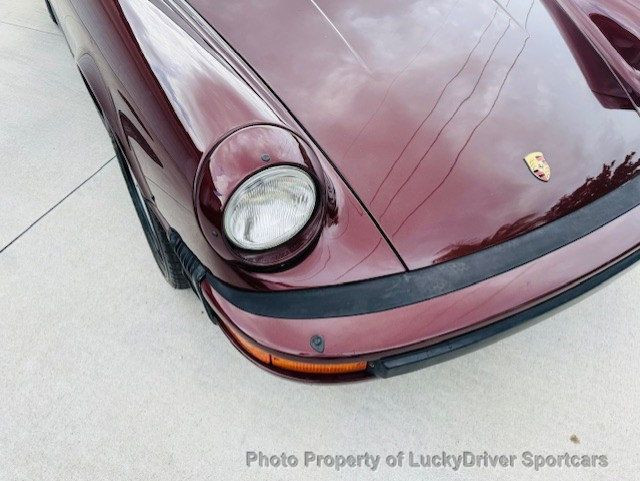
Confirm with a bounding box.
[48,0,640,382]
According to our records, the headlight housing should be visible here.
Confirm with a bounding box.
[195,124,328,269]
[223,166,317,251]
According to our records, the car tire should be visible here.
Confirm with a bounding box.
[112,137,190,290]
[45,0,58,25]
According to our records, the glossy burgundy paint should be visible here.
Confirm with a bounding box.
[203,202,640,358]
[49,0,640,378]
[52,0,404,290]
[190,0,640,269]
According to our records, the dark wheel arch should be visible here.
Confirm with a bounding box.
[74,63,188,289]
[111,135,190,289]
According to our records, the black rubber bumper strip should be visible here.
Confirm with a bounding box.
[204,175,640,319]
[370,245,640,378]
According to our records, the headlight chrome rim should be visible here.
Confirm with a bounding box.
[222,165,318,251]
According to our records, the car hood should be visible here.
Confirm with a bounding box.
[188,0,640,270]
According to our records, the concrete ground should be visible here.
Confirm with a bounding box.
[1,1,639,480]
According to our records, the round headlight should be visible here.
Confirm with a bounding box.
[223,166,317,251]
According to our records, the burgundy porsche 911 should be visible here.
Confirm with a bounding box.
[46,0,640,381]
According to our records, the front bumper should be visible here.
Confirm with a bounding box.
[371,245,640,378]
[171,175,640,381]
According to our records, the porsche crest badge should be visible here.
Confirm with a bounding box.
[524,152,551,182]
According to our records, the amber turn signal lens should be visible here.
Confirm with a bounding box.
[234,332,271,364]
[271,357,367,374]
[229,327,367,375]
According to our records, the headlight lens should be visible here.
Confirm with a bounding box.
[223,166,317,251]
